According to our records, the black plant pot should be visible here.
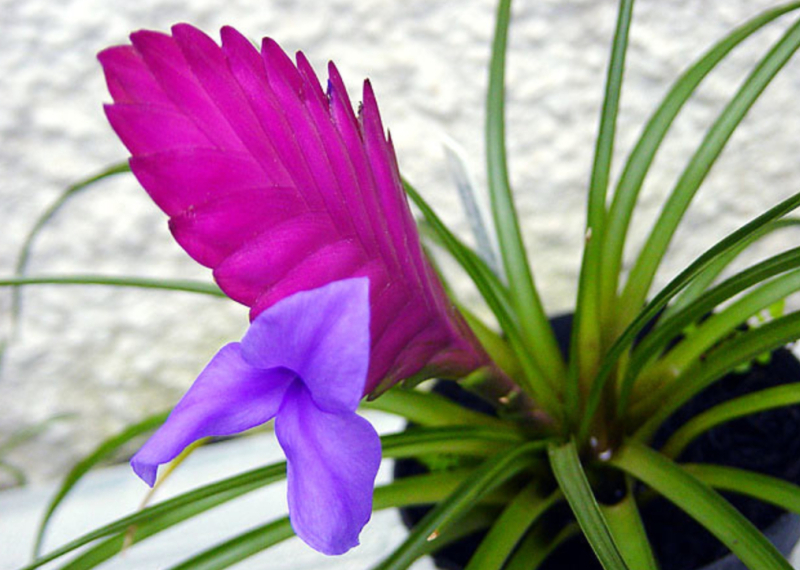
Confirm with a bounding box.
[395,314,800,570]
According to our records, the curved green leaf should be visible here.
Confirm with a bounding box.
[361,388,517,431]
[661,384,800,459]
[26,427,520,569]
[404,180,561,415]
[600,3,800,325]
[578,189,800,444]
[633,311,800,440]
[619,246,800,412]
[33,411,169,557]
[24,462,285,570]
[664,218,800,320]
[0,275,225,297]
[656,268,800,375]
[485,0,565,387]
[373,440,549,570]
[14,163,131,279]
[683,463,800,514]
[166,518,293,570]
[620,15,800,319]
[611,441,793,570]
[464,484,561,570]
[503,522,578,570]
[548,440,630,570]
[380,426,525,459]
[600,481,658,570]
[571,0,634,417]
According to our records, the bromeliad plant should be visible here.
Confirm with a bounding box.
[11,0,800,568]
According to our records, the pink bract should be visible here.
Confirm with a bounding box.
[99,24,488,394]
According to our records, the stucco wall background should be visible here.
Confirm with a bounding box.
[1,0,799,485]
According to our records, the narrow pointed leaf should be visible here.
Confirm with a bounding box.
[361,387,516,431]
[486,0,565,384]
[503,523,578,570]
[373,441,548,570]
[404,180,561,415]
[611,441,793,570]
[620,16,800,318]
[600,3,800,322]
[33,411,169,556]
[664,218,800,320]
[0,275,225,296]
[633,311,800,439]
[578,189,800,444]
[619,246,800,411]
[547,441,629,570]
[661,384,800,459]
[683,464,800,514]
[14,162,130,278]
[600,484,658,570]
[573,0,634,407]
[24,428,518,569]
[464,485,561,570]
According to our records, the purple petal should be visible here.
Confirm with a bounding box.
[275,382,380,555]
[131,343,295,486]
[242,278,370,413]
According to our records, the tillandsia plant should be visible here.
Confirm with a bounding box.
[10,0,800,569]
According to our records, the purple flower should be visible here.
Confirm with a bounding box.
[99,24,488,395]
[99,25,494,555]
[132,278,380,555]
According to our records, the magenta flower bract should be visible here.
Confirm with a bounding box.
[99,24,488,395]
[132,278,380,554]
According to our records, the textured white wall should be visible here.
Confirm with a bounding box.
[1,0,799,483]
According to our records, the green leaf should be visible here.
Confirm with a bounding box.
[24,462,285,570]
[633,311,800,440]
[485,0,566,386]
[683,463,800,514]
[663,218,800,320]
[26,427,521,569]
[464,484,561,570]
[571,0,634,416]
[403,180,562,417]
[503,523,578,570]
[618,246,800,412]
[166,471,500,570]
[0,460,27,486]
[578,188,800,444]
[600,3,800,326]
[361,387,516,431]
[33,411,169,557]
[661,384,800,459]
[0,412,75,457]
[14,162,131,279]
[380,426,525,459]
[8,163,131,345]
[547,440,630,570]
[600,481,658,570]
[655,268,800,376]
[56,486,260,570]
[0,275,225,297]
[373,440,549,570]
[611,441,793,570]
[166,518,294,570]
[57,469,483,570]
[620,15,800,320]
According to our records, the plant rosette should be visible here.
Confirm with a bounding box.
[9,1,800,570]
